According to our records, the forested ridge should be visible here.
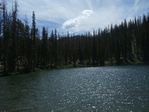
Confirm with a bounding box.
[0,0,149,76]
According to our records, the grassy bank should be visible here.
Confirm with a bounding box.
[0,61,148,77]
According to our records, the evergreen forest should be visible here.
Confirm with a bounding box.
[0,1,149,76]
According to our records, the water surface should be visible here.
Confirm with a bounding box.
[0,65,149,112]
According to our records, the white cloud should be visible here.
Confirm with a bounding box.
[62,10,93,32]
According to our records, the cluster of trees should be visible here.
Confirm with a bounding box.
[0,0,149,75]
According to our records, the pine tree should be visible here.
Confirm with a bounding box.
[10,0,18,72]
[31,11,36,71]
[41,27,48,68]
[2,0,8,74]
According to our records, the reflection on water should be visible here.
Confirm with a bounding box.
[0,65,149,112]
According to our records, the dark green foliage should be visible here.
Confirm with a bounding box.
[0,1,149,75]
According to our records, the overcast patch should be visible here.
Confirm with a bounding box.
[6,0,149,34]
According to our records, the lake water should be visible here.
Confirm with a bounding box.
[0,65,149,112]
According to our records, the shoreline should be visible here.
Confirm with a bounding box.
[0,62,148,78]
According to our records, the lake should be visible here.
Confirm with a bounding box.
[0,65,149,112]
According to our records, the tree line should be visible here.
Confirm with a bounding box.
[0,0,149,75]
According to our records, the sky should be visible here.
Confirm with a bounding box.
[6,0,149,34]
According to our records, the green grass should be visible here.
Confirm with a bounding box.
[0,61,148,77]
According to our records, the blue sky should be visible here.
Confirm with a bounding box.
[7,0,149,34]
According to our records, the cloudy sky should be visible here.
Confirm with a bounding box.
[7,0,149,34]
